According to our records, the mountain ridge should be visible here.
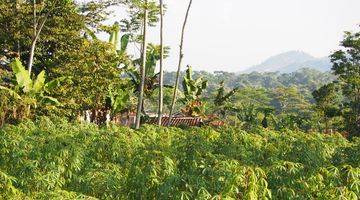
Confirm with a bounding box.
[242,51,331,73]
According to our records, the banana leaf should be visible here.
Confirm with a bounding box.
[0,86,21,100]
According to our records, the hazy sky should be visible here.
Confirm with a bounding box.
[104,0,360,72]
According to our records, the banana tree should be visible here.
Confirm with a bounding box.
[180,66,208,117]
[105,84,133,115]
[257,107,275,128]
[236,104,278,130]
[100,21,134,70]
[213,81,238,118]
[107,22,131,56]
[105,23,171,119]
[0,59,61,119]
[236,104,260,129]
[84,22,133,69]
[127,44,171,115]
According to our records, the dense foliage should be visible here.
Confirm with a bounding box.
[0,118,359,199]
[164,68,335,93]
[0,0,358,136]
[328,31,360,138]
[0,1,359,199]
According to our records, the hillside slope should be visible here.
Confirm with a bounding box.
[243,51,331,73]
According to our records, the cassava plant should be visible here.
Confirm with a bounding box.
[0,118,359,199]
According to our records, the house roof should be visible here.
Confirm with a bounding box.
[149,116,203,127]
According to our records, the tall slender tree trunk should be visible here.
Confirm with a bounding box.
[28,0,37,76]
[28,19,47,76]
[135,1,148,129]
[325,117,329,134]
[157,0,164,126]
[168,0,193,126]
[28,0,49,76]
[28,42,36,75]
[13,1,21,57]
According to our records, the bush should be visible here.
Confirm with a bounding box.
[0,117,359,199]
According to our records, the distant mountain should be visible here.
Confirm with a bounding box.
[243,51,331,73]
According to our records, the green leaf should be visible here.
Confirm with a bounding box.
[109,22,120,49]
[201,80,208,89]
[44,77,67,92]
[114,27,120,50]
[41,96,60,106]
[33,70,46,93]
[164,85,174,89]
[0,86,21,100]
[109,32,115,44]
[120,34,130,53]
[84,27,98,40]
[10,58,32,93]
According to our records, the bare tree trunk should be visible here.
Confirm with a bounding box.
[28,42,36,75]
[157,0,164,126]
[28,18,48,76]
[27,2,36,119]
[33,0,37,40]
[28,0,37,76]
[13,1,21,57]
[168,0,193,126]
[135,0,148,129]
[28,0,49,76]
[325,117,329,134]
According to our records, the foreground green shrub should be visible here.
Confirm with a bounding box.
[0,117,359,199]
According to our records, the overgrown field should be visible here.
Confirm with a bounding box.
[0,118,359,199]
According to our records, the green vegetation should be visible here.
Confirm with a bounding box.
[0,0,359,199]
[180,66,208,117]
[0,118,359,199]
[1,0,358,136]
[0,59,61,122]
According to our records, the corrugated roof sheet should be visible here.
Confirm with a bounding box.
[149,117,203,127]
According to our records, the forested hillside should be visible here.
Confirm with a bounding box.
[164,68,335,92]
[242,51,332,73]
